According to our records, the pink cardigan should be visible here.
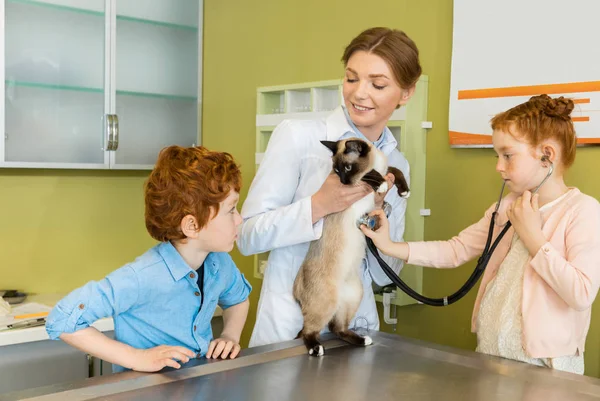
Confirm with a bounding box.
[407,188,600,358]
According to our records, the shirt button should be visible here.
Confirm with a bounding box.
[194,325,197,331]
[196,352,202,359]
[78,304,85,310]
[195,291,200,296]
[543,246,550,253]
[189,272,196,279]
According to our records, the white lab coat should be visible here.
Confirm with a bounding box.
[238,106,409,347]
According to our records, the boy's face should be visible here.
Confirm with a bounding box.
[198,190,242,252]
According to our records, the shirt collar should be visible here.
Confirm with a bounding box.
[157,242,219,281]
[325,106,398,155]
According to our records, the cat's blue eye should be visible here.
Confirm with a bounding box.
[344,165,351,172]
[334,168,339,173]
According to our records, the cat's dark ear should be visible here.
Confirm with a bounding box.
[344,139,370,157]
[321,140,338,154]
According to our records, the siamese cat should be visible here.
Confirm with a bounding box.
[293,138,409,356]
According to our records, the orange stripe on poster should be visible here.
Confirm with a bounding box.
[577,138,600,144]
[458,81,600,100]
[449,131,600,145]
[449,131,492,145]
[572,116,590,122]
[574,98,590,104]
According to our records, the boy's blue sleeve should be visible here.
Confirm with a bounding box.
[46,266,139,340]
[218,255,252,309]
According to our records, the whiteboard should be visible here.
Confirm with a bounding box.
[448,0,600,147]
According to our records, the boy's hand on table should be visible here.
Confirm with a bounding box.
[206,335,241,359]
[132,345,196,372]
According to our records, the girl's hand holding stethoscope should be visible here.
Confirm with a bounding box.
[507,191,546,257]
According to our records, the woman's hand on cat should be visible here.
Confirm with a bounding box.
[374,173,395,208]
[311,174,372,223]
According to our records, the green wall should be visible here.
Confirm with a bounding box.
[0,169,155,293]
[203,0,600,377]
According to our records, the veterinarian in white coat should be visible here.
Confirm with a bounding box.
[237,27,422,347]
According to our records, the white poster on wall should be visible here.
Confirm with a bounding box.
[449,0,600,147]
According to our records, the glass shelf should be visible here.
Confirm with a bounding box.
[5,80,102,94]
[116,15,197,31]
[7,0,198,30]
[117,90,196,101]
[6,0,104,17]
[5,81,197,101]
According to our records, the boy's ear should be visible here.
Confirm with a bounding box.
[181,214,200,238]
[321,140,338,154]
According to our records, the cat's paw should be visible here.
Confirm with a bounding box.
[308,345,324,357]
[362,336,373,346]
[377,182,388,194]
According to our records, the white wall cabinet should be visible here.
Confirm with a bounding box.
[1,0,203,170]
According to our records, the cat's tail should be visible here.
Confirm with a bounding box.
[387,166,410,198]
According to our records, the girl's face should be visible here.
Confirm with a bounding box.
[342,51,412,141]
[492,128,550,194]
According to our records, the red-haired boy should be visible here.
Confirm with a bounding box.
[46,146,251,373]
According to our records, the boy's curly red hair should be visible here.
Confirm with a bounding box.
[144,145,242,242]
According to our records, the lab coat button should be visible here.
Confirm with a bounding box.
[78,303,85,310]
[189,272,196,279]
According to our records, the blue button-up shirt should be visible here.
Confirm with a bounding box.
[46,242,251,372]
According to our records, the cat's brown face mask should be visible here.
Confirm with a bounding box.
[321,139,410,198]
[321,139,373,185]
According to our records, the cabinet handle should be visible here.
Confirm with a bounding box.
[112,114,120,150]
[87,354,93,378]
[105,114,115,151]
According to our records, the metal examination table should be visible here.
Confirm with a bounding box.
[2,331,600,400]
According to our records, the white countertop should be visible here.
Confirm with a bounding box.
[0,294,222,347]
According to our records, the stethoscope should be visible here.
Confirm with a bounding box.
[366,158,554,307]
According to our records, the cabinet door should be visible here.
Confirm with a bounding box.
[0,338,89,395]
[110,0,200,170]
[2,0,109,168]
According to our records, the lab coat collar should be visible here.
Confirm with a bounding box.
[325,106,398,156]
